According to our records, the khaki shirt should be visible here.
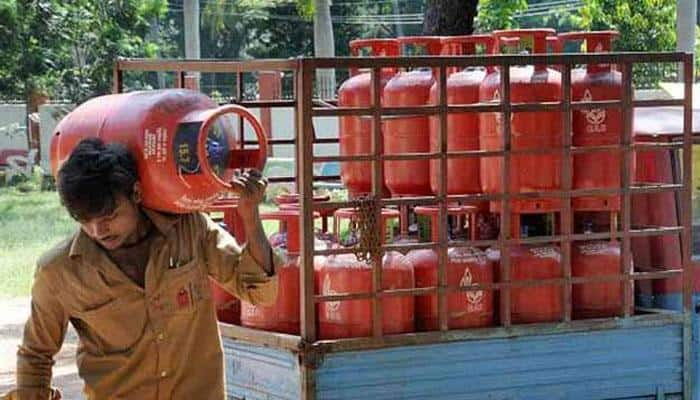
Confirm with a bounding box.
[6,209,280,400]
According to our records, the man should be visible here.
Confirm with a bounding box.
[3,138,280,399]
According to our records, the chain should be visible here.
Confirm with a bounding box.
[350,194,380,264]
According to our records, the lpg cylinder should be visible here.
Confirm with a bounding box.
[572,223,625,319]
[275,192,336,235]
[428,35,493,196]
[317,208,414,339]
[383,36,443,196]
[408,205,495,330]
[240,209,318,334]
[479,29,563,213]
[338,39,399,197]
[50,89,268,213]
[510,213,563,324]
[558,31,624,211]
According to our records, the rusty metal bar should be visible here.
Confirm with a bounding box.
[296,60,316,400]
[236,73,245,148]
[297,60,316,345]
[500,62,512,328]
[314,148,688,163]
[112,63,124,93]
[266,176,340,184]
[116,58,298,73]
[312,224,683,257]
[309,179,678,208]
[312,269,686,303]
[561,64,573,322]
[251,137,337,146]
[309,312,684,354]
[176,71,186,88]
[311,100,639,117]
[231,99,297,108]
[633,99,686,108]
[681,54,694,400]
[307,52,686,69]
[437,65,449,332]
[620,61,633,318]
[370,67,384,338]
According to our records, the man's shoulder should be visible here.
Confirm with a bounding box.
[36,233,78,274]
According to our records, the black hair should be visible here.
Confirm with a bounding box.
[57,138,139,221]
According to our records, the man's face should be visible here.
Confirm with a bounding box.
[79,191,143,251]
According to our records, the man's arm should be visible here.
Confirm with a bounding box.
[202,169,281,306]
[232,169,273,275]
[13,266,68,399]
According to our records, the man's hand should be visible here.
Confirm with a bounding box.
[230,168,273,274]
[230,169,268,219]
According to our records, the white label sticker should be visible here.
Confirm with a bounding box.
[322,275,341,322]
[144,129,156,160]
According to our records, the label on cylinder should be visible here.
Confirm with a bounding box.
[529,246,560,260]
[578,241,617,255]
[459,267,484,312]
[322,275,341,321]
[242,304,259,318]
[582,89,607,133]
[144,127,169,163]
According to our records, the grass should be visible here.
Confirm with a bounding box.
[0,187,76,298]
[0,184,339,298]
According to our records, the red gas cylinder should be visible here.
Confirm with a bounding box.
[50,89,268,213]
[633,136,683,302]
[240,209,316,334]
[275,192,336,234]
[558,31,624,211]
[408,205,495,330]
[509,213,563,324]
[479,29,563,213]
[383,36,443,196]
[572,235,625,319]
[317,208,414,339]
[511,244,562,323]
[428,35,493,196]
[338,39,399,197]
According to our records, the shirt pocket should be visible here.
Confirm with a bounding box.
[76,297,147,355]
[158,258,211,317]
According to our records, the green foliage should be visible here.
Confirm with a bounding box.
[475,0,528,32]
[295,0,314,20]
[0,0,179,102]
[574,0,677,88]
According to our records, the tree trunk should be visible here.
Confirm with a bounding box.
[314,0,336,99]
[422,0,479,36]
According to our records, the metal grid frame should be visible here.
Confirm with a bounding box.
[114,51,694,399]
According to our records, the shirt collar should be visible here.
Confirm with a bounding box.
[68,207,181,259]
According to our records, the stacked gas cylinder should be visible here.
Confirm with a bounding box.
[329,28,626,336]
[218,29,630,337]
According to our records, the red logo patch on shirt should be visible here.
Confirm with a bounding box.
[176,287,190,309]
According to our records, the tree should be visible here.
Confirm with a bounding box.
[574,0,677,87]
[422,0,479,35]
[0,0,178,103]
[0,0,177,165]
[475,0,528,32]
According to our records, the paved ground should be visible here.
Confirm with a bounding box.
[0,297,84,399]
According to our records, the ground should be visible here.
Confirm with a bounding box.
[0,297,84,399]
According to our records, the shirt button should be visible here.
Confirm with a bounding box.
[160,370,168,378]
[157,333,165,341]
